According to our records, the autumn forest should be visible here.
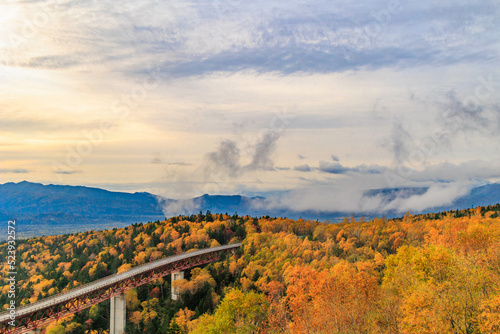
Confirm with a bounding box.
[2,205,500,334]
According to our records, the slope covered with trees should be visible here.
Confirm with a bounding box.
[2,207,500,333]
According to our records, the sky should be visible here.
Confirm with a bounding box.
[1,0,499,214]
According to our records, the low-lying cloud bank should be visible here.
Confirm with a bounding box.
[255,159,500,215]
[156,158,500,217]
[257,181,474,215]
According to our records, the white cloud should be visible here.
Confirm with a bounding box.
[385,182,471,213]
[260,159,500,214]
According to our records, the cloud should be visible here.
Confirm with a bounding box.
[262,158,500,214]
[409,160,500,183]
[383,182,471,213]
[147,0,499,78]
[205,131,281,178]
[318,161,350,174]
[165,162,192,166]
[206,140,242,177]
[244,132,279,171]
[318,161,385,175]
[158,197,200,217]
[21,55,80,69]
[150,153,192,166]
[53,170,82,175]
[0,168,29,174]
[378,89,500,171]
[389,121,414,164]
[294,164,311,172]
[439,90,500,136]
[2,0,497,79]
[265,184,381,213]
[151,159,192,166]
[159,45,438,78]
[264,180,472,215]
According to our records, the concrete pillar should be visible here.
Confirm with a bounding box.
[110,293,126,334]
[27,330,41,334]
[171,271,184,300]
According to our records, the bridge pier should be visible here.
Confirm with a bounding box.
[171,271,184,300]
[27,330,41,334]
[110,293,126,334]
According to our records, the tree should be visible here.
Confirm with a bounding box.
[168,320,183,334]
[191,288,269,334]
[285,262,379,333]
[479,295,500,333]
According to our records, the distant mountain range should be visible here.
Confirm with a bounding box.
[361,184,500,217]
[0,181,166,238]
[1,181,500,238]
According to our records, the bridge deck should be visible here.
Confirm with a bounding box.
[0,243,241,332]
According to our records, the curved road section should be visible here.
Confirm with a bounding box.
[0,243,241,334]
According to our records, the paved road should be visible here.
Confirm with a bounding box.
[0,243,241,322]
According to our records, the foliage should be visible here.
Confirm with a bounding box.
[190,288,268,334]
[1,207,500,333]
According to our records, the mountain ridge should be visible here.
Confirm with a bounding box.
[2,181,500,238]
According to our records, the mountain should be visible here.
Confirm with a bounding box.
[186,194,347,221]
[0,181,163,216]
[192,194,264,215]
[0,181,165,238]
[2,181,500,238]
[363,187,428,204]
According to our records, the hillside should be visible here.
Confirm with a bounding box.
[1,206,500,333]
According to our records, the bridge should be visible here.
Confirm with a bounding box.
[0,243,241,334]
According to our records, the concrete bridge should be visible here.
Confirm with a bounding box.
[0,243,241,334]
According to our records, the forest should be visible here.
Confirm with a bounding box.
[1,205,500,334]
